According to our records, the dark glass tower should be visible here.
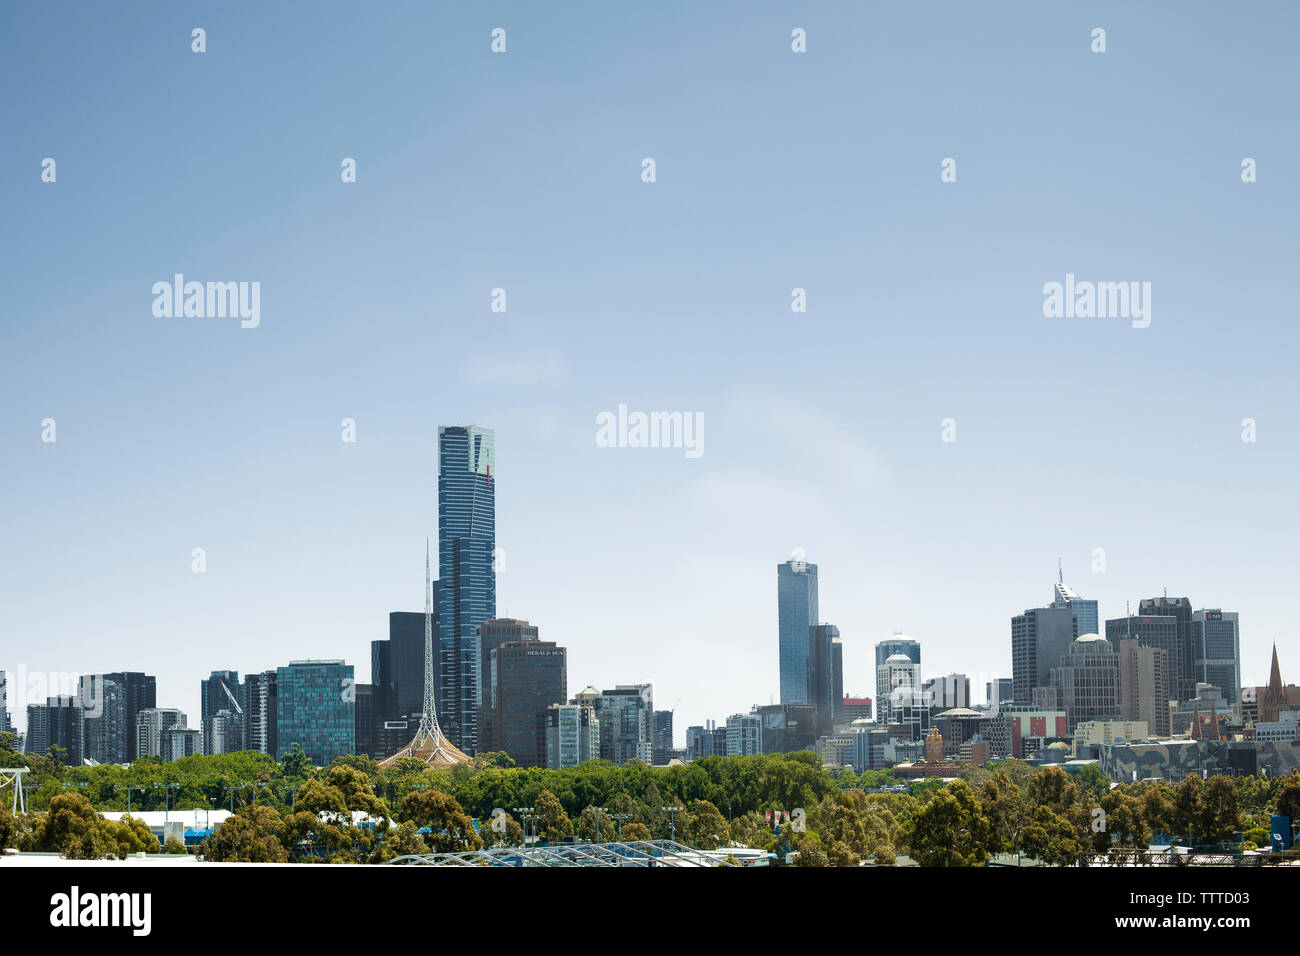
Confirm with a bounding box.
[437,425,496,753]
[777,559,818,705]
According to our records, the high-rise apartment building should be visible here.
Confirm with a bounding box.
[546,703,600,768]
[136,708,187,758]
[876,654,920,725]
[78,674,128,764]
[777,558,819,705]
[437,425,496,753]
[242,670,278,755]
[276,660,355,765]
[25,696,81,764]
[1192,609,1240,703]
[201,671,241,722]
[653,709,674,763]
[1011,605,1076,705]
[726,713,762,756]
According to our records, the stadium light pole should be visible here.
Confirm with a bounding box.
[512,806,535,846]
[611,812,632,842]
[116,784,146,814]
[661,805,684,843]
[584,806,608,843]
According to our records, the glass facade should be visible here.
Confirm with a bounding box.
[777,559,818,705]
[1193,609,1241,703]
[276,660,355,765]
[437,425,496,753]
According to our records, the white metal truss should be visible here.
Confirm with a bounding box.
[0,768,29,813]
[383,839,752,867]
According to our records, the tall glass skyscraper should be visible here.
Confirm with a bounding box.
[276,660,354,765]
[437,425,496,753]
[1192,609,1241,703]
[777,558,818,705]
[1052,579,1100,637]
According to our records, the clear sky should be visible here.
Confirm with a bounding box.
[2,2,1297,742]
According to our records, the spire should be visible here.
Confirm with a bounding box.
[1260,642,1287,724]
[1058,558,1063,585]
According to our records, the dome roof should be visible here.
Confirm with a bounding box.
[1075,633,1106,643]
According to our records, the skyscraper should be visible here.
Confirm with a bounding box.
[1106,614,1181,704]
[1011,605,1076,705]
[276,660,355,765]
[201,671,241,722]
[1192,609,1241,703]
[809,623,840,732]
[437,425,496,753]
[1052,574,1099,637]
[777,558,818,705]
[1045,635,1120,734]
[1138,596,1196,701]
[242,670,278,755]
[1118,638,1171,737]
[875,635,921,668]
[486,640,566,767]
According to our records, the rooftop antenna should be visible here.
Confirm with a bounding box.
[1058,558,1063,584]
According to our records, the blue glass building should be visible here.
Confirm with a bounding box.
[276,660,354,765]
[437,425,496,753]
[777,559,818,705]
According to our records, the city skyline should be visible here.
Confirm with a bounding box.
[2,4,1298,742]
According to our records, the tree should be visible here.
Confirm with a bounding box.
[397,789,481,853]
[36,792,100,854]
[622,822,652,842]
[164,834,188,854]
[684,800,729,849]
[532,789,573,844]
[980,772,1033,859]
[1073,764,1111,801]
[575,806,617,842]
[1274,774,1300,823]
[200,806,289,863]
[906,781,991,867]
[369,824,430,863]
[1026,766,1077,814]
[1199,775,1240,846]
[1020,806,1084,866]
[280,743,312,779]
[1173,774,1204,845]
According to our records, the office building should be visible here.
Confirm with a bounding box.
[1138,596,1196,701]
[1106,613,1182,710]
[876,635,921,668]
[986,677,1014,713]
[486,640,566,767]
[545,703,599,769]
[276,660,355,765]
[1192,609,1241,704]
[437,425,497,753]
[1052,575,1099,637]
[876,654,920,725]
[1011,604,1076,705]
[777,558,819,705]
[162,727,203,761]
[479,618,541,752]
[1118,638,1171,737]
[809,623,840,731]
[923,673,971,711]
[574,683,654,764]
[1045,635,1120,734]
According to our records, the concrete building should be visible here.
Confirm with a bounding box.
[136,708,187,758]
[545,703,599,768]
[1011,604,1076,705]
[1118,637,1171,738]
[725,713,762,757]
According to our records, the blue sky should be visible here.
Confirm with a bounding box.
[2,2,1297,740]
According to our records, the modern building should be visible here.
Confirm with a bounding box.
[545,703,599,769]
[136,708,187,758]
[876,654,920,725]
[752,702,819,755]
[653,709,674,763]
[25,696,81,764]
[573,684,654,764]
[437,425,497,754]
[100,672,156,762]
[202,710,243,756]
[923,673,971,711]
[809,623,840,732]
[1011,604,1076,705]
[78,674,128,764]
[486,640,566,767]
[276,660,355,765]
[777,558,819,705]
[478,618,541,754]
[1052,575,1099,637]
[200,671,241,723]
[161,727,203,761]
[986,677,1014,713]
[0,671,12,735]
[875,636,921,668]
[725,713,762,757]
[1041,635,1120,734]
[1138,596,1196,701]
[841,696,873,722]
[1117,638,1171,737]
[1106,613,1182,708]
[1192,610,1240,704]
[241,670,278,756]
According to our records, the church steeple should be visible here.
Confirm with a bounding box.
[1260,643,1288,724]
